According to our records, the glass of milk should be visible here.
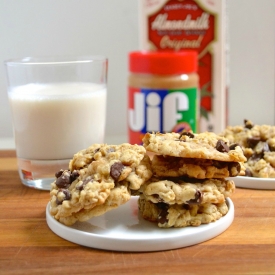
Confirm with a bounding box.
[5,56,108,190]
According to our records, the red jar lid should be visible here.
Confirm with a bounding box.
[129,51,197,75]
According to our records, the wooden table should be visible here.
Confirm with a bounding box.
[1,150,275,275]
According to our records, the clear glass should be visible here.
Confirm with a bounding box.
[5,55,108,190]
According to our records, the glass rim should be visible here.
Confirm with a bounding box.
[4,55,107,66]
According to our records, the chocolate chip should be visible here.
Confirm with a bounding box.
[182,204,190,210]
[156,202,169,224]
[70,170,79,182]
[255,142,270,154]
[244,119,254,129]
[94,148,100,153]
[110,162,124,181]
[186,190,203,205]
[245,168,253,177]
[213,160,227,169]
[269,144,275,152]
[77,176,93,191]
[55,170,79,188]
[247,137,261,148]
[55,169,64,178]
[179,176,204,184]
[179,131,195,139]
[228,162,241,177]
[76,183,85,191]
[152,194,164,202]
[55,170,71,188]
[56,189,71,205]
[158,208,168,225]
[249,152,263,162]
[229,143,239,150]
[156,202,168,210]
[216,140,229,153]
[155,202,168,224]
[249,142,270,162]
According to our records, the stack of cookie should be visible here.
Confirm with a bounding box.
[221,119,275,178]
[50,143,152,225]
[139,131,246,228]
[49,131,246,228]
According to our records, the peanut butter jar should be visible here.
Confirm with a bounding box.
[128,51,199,145]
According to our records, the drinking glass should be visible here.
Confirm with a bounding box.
[5,55,108,190]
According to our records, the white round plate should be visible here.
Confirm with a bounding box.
[229,176,275,190]
[46,197,234,252]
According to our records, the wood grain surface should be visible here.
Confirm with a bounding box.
[1,150,275,275]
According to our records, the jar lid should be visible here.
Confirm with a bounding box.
[129,51,197,75]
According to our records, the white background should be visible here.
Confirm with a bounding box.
[0,0,274,148]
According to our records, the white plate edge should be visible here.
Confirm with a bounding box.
[229,176,275,190]
[46,198,234,252]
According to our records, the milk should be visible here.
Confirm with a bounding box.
[8,82,107,160]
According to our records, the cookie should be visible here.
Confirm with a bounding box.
[138,195,229,228]
[244,156,275,178]
[55,182,131,226]
[142,131,246,162]
[139,177,235,205]
[70,143,146,172]
[50,143,153,225]
[69,143,153,191]
[151,155,242,178]
[221,119,275,178]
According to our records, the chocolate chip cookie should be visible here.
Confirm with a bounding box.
[137,131,242,228]
[151,155,242,178]
[50,143,153,225]
[138,194,229,228]
[139,177,235,205]
[143,131,246,179]
[142,131,246,162]
[137,176,233,228]
[221,119,275,178]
